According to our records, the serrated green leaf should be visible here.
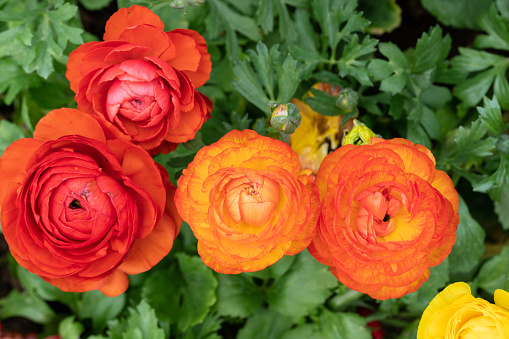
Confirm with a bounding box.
[183,313,222,339]
[79,290,126,332]
[407,122,431,149]
[420,105,441,140]
[413,26,451,73]
[454,68,499,108]
[237,309,293,339]
[380,72,407,94]
[494,74,509,109]
[320,309,372,339]
[379,42,409,68]
[451,48,506,73]
[59,316,84,339]
[477,96,506,136]
[216,274,265,318]
[281,324,322,339]
[452,120,497,163]
[256,0,274,33]
[475,3,509,51]
[448,195,486,274]
[106,300,165,339]
[266,251,337,319]
[142,253,217,332]
[305,88,342,116]
[475,246,509,295]
[276,53,300,103]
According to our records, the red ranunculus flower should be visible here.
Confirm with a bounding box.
[0,108,182,296]
[66,5,212,154]
[309,138,459,300]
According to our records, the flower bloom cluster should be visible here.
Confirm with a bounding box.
[418,282,509,338]
[0,5,211,296]
[175,130,320,273]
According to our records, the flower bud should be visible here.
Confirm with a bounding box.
[270,103,302,135]
[342,119,377,146]
[336,88,359,111]
[170,0,206,9]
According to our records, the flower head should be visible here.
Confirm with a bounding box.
[66,5,212,154]
[418,282,509,338]
[0,108,181,296]
[308,137,459,299]
[175,130,320,273]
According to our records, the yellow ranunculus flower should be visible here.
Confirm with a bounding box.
[417,282,509,338]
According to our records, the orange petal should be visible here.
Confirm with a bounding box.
[432,170,459,215]
[33,108,107,144]
[98,270,129,297]
[118,213,177,275]
[167,29,211,88]
[103,5,165,41]
[66,42,97,92]
[0,138,42,210]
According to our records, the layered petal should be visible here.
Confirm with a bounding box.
[310,137,459,299]
[175,130,320,273]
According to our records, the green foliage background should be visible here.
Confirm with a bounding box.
[0,0,509,338]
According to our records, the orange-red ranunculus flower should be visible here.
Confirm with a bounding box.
[66,5,212,155]
[174,130,320,273]
[308,138,459,300]
[418,282,509,338]
[0,108,182,296]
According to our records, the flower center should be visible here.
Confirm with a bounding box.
[130,99,144,109]
[69,199,82,210]
[355,187,402,241]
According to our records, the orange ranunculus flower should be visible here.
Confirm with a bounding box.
[174,130,320,273]
[66,5,212,155]
[417,282,509,338]
[308,138,459,300]
[0,108,182,296]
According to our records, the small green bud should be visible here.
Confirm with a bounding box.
[342,119,377,146]
[170,0,206,9]
[336,88,359,111]
[270,103,302,135]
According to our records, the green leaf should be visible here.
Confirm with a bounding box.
[237,309,293,339]
[477,96,506,136]
[216,274,265,318]
[401,258,449,313]
[0,120,25,156]
[475,246,509,295]
[450,48,506,73]
[79,290,126,332]
[413,26,451,73]
[421,0,491,30]
[0,58,41,105]
[451,119,497,164]
[448,195,486,274]
[207,0,261,60]
[369,42,409,94]
[142,253,217,332]
[358,0,402,34]
[182,312,222,339]
[337,35,377,86]
[319,309,372,339]
[266,251,337,319]
[475,3,509,51]
[0,289,55,324]
[79,0,113,10]
[495,184,509,230]
[59,316,84,339]
[16,265,77,309]
[305,88,342,116]
[106,300,165,339]
[281,324,322,339]
[0,1,83,78]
